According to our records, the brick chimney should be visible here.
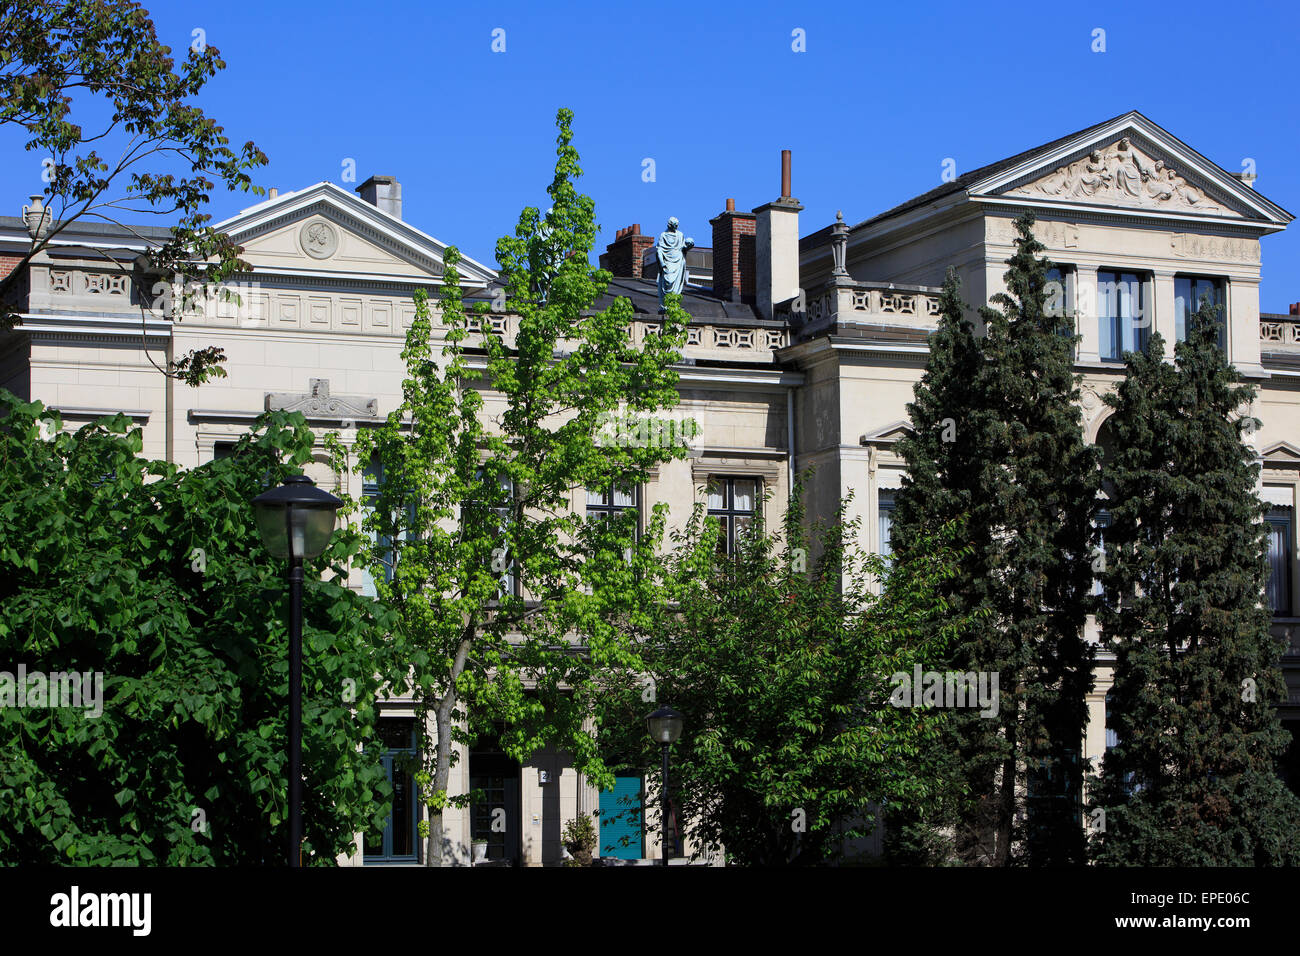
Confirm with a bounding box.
[753,150,802,320]
[710,198,756,302]
[1291,303,1300,316]
[356,175,402,219]
[599,224,654,278]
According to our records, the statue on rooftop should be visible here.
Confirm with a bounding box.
[655,216,694,313]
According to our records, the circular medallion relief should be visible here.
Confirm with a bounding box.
[299,220,338,260]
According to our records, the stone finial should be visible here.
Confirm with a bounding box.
[831,210,849,278]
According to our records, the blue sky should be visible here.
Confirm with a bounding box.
[9,0,1300,310]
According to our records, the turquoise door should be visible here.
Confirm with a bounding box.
[598,775,644,859]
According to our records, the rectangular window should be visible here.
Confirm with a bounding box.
[878,490,896,566]
[1105,690,1138,795]
[587,483,640,564]
[360,455,392,598]
[1098,270,1149,361]
[1045,265,1075,340]
[1267,506,1293,617]
[364,717,419,862]
[1092,509,1111,600]
[707,477,758,556]
[1174,275,1226,352]
[586,484,639,528]
[464,470,517,600]
[212,441,236,460]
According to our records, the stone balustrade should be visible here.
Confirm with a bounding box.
[1261,314,1300,349]
[776,278,944,340]
[469,313,789,362]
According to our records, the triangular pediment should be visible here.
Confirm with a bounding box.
[212,182,496,287]
[860,420,914,445]
[970,112,1292,229]
[1261,441,1300,465]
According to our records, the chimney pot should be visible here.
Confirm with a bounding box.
[268,187,278,199]
[781,150,792,200]
[599,224,654,278]
[726,198,735,212]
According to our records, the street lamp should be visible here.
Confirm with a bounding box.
[646,705,683,866]
[253,474,342,867]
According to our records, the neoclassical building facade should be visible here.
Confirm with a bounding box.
[3,111,1297,864]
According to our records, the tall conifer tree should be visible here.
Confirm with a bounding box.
[1090,302,1300,865]
[892,212,1098,864]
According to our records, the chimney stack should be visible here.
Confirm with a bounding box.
[753,150,802,320]
[356,175,402,219]
[268,187,279,200]
[711,197,756,303]
[599,223,654,278]
[1291,302,1300,316]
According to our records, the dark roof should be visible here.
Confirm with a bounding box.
[596,276,762,322]
[467,275,764,322]
[801,111,1134,252]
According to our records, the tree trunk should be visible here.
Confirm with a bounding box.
[425,625,475,867]
[425,694,455,866]
[994,723,1017,866]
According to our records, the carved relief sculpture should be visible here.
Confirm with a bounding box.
[1010,138,1226,215]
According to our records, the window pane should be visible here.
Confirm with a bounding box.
[1045,267,1072,337]
[1267,507,1292,616]
[878,491,895,560]
[732,479,757,512]
[586,487,608,507]
[1093,511,1110,598]
[1099,271,1148,359]
[707,481,725,510]
[613,485,636,508]
[1175,275,1225,350]
[734,514,752,543]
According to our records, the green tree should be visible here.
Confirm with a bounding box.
[330,107,691,866]
[0,0,268,384]
[1089,303,1300,865]
[0,392,404,864]
[891,213,1099,865]
[591,488,980,866]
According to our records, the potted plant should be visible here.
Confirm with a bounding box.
[562,814,597,867]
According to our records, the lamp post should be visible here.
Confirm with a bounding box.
[646,706,683,866]
[252,474,342,867]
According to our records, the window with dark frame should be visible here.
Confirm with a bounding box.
[1045,265,1075,340]
[1092,509,1111,601]
[1104,689,1138,796]
[1174,275,1226,352]
[878,490,896,568]
[464,470,517,600]
[1267,505,1293,617]
[1098,270,1149,361]
[360,454,394,597]
[363,717,419,862]
[586,483,640,564]
[706,477,758,556]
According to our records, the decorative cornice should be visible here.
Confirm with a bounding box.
[266,378,379,420]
